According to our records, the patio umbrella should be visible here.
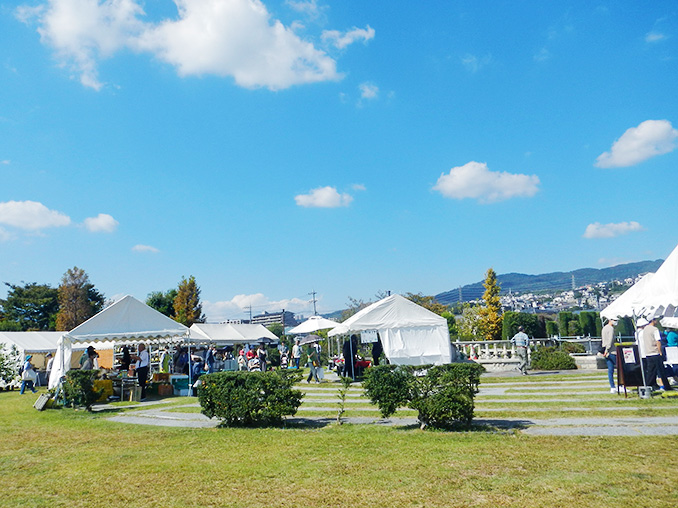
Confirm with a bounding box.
[257,337,278,346]
[299,334,322,345]
[289,316,339,334]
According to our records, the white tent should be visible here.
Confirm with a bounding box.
[49,295,189,389]
[0,331,67,354]
[328,294,452,365]
[600,273,655,321]
[289,316,340,335]
[189,323,278,345]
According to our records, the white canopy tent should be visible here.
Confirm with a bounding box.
[289,316,340,335]
[49,295,189,389]
[328,294,452,366]
[189,323,279,345]
[600,273,655,321]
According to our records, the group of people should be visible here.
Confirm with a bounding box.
[601,316,677,394]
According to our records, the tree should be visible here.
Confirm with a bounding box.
[173,275,205,326]
[477,268,502,340]
[458,304,482,340]
[55,267,105,331]
[341,296,369,322]
[0,282,59,331]
[267,322,284,338]
[146,289,178,317]
[441,311,458,339]
[404,293,449,315]
[501,311,540,340]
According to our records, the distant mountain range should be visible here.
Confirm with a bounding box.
[435,259,663,305]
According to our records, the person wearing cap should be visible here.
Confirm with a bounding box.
[20,355,38,394]
[602,318,619,393]
[639,317,672,392]
[511,326,530,375]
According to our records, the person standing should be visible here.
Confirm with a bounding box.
[640,317,672,391]
[292,340,302,369]
[45,352,54,381]
[132,343,150,401]
[511,326,530,375]
[257,344,267,372]
[20,355,38,394]
[204,344,216,374]
[602,318,618,393]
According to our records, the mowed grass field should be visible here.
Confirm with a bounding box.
[2,371,677,508]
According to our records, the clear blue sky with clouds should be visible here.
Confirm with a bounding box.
[1,0,677,321]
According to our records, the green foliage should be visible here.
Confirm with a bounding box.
[578,311,598,336]
[501,312,540,340]
[567,320,582,336]
[478,268,502,341]
[561,341,586,354]
[616,317,635,337]
[336,376,354,424]
[362,365,412,418]
[0,282,59,331]
[146,289,177,317]
[267,322,284,338]
[0,343,20,382]
[198,370,303,426]
[458,303,482,340]
[56,267,105,331]
[0,320,22,331]
[545,320,559,336]
[530,347,577,370]
[362,363,484,429]
[558,312,575,337]
[441,311,458,339]
[62,370,103,410]
[173,275,205,326]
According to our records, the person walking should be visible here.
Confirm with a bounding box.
[292,340,302,369]
[602,318,619,393]
[306,344,320,383]
[20,355,38,394]
[511,326,530,375]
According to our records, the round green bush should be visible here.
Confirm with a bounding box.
[530,347,577,370]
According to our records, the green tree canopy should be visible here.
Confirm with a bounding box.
[55,267,105,331]
[0,282,59,331]
[173,275,205,326]
[146,289,178,317]
[501,311,540,340]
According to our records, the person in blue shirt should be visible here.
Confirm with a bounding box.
[510,326,530,375]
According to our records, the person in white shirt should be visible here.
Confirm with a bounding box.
[132,344,150,401]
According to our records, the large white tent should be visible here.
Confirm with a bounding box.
[289,316,340,335]
[600,243,678,321]
[49,295,189,389]
[328,294,452,365]
[189,323,278,345]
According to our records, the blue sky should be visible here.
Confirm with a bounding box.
[1,0,677,321]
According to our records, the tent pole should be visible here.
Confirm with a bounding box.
[187,334,192,397]
[633,316,649,391]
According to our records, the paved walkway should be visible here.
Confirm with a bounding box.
[103,370,678,435]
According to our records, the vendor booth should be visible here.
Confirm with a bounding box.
[328,294,452,366]
[48,295,190,395]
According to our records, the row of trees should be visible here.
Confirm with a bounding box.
[0,267,104,332]
[0,269,206,331]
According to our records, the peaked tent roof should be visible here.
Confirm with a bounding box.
[65,295,189,343]
[600,273,655,320]
[329,294,446,336]
[289,315,340,334]
[0,331,64,353]
[639,243,678,318]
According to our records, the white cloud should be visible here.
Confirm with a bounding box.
[1,160,10,165]
[533,47,551,62]
[18,0,346,91]
[583,221,644,239]
[432,161,540,203]
[595,120,678,168]
[0,227,14,242]
[132,244,159,253]
[204,293,312,322]
[83,213,119,233]
[352,183,366,191]
[0,200,71,230]
[286,0,322,19]
[322,25,374,49]
[295,186,353,207]
[461,53,492,73]
[646,32,667,43]
[359,82,378,99]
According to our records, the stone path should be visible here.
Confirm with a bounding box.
[104,370,678,435]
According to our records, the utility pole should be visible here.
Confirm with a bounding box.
[309,289,318,315]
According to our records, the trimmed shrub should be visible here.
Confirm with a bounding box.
[545,320,559,337]
[363,363,484,430]
[501,312,540,340]
[530,347,577,370]
[63,370,103,410]
[561,341,586,354]
[199,370,303,427]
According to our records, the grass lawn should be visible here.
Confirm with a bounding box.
[2,375,677,508]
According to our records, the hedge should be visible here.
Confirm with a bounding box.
[363,363,484,430]
[198,370,303,427]
[530,347,577,370]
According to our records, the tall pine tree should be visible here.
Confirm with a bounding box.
[55,267,105,331]
[478,268,502,341]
